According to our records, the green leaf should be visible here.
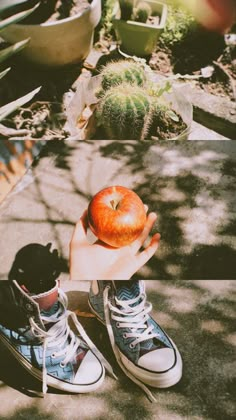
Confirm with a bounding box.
[166,110,180,122]
[0,1,32,14]
[157,81,172,97]
[0,67,11,80]
[0,39,30,64]
[0,3,39,31]
[0,86,41,121]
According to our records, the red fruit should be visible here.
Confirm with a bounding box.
[88,186,146,248]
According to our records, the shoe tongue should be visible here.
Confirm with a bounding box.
[31,281,59,311]
[114,282,166,353]
[114,280,141,301]
[41,301,60,317]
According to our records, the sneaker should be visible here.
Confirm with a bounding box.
[88,280,183,401]
[0,279,105,394]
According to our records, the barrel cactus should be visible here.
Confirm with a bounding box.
[96,84,151,140]
[100,59,147,92]
[133,2,152,23]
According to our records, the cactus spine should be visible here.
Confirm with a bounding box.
[97,84,151,140]
[100,60,147,92]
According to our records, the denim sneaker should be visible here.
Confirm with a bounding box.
[0,280,105,394]
[89,280,183,401]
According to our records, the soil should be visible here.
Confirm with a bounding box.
[149,49,172,75]
[46,0,91,22]
[15,0,92,25]
[146,15,160,26]
[148,17,236,102]
[150,43,236,101]
[148,111,187,140]
[0,44,83,140]
[198,72,232,98]
[1,102,67,140]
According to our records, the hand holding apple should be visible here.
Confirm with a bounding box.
[88,186,147,248]
[70,208,160,280]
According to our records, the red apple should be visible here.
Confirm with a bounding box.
[87,186,146,248]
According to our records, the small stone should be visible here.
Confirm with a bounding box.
[201,66,214,78]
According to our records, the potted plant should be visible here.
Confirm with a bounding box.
[0,0,102,67]
[0,1,41,124]
[112,0,168,57]
[66,58,192,140]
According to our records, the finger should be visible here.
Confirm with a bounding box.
[134,233,160,270]
[130,212,157,254]
[94,239,117,250]
[70,210,88,247]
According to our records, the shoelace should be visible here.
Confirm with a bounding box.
[29,289,116,394]
[103,285,160,403]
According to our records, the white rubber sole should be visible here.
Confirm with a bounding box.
[88,298,183,388]
[0,332,105,393]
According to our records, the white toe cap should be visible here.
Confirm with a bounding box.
[74,350,103,385]
[138,348,176,372]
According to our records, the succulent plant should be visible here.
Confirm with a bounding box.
[149,99,169,131]
[148,97,185,139]
[0,1,41,122]
[96,84,151,140]
[100,59,147,92]
[133,1,152,23]
[119,0,134,21]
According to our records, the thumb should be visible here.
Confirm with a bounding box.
[134,233,160,272]
[70,210,88,247]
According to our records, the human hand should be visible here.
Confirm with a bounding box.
[69,208,160,280]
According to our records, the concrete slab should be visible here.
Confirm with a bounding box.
[0,280,235,420]
[189,121,229,140]
[0,140,235,280]
[183,88,236,140]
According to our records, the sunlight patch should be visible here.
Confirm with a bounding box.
[201,320,225,334]
[175,193,227,248]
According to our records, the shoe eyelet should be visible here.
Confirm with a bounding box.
[25,303,34,312]
[123,333,127,339]
[60,362,66,368]
[116,322,120,328]
[129,343,135,349]
[51,353,56,359]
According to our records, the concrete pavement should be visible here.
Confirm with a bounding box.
[0,140,235,280]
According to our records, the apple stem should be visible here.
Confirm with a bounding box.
[110,199,118,210]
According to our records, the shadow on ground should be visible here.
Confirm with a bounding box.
[97,141,236,279]
[0,140,236,279]
[41,141,236,279]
